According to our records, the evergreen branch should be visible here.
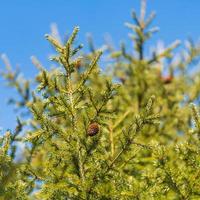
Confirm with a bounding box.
[148,40,181,64]
[113,110,131,130]
[190,103,200,139]
[108,124,114,158]
[72,44,84,56]
[73,51,102,93]
[45,34,63,53]
[131,10,140,26]
[145,11,156,28]
[66,26,79,47]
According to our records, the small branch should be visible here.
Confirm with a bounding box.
[109,124,114,158]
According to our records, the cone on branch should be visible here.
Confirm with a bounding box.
[74,59,82,69]
[161,75,173,84]
[87,122,100,136]
[119,76,126,84]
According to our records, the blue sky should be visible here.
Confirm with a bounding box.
[0,0,200,131]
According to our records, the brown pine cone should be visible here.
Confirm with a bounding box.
[161,75,173,84]
[119,77,126,84]
[87,122,100,137]
[74,59,82,69]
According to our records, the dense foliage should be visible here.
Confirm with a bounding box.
[1,1,200,199]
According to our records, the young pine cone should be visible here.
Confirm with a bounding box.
[87,122,100,137]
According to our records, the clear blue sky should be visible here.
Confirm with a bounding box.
[0,0,200,131]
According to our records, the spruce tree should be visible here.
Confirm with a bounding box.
[1,1,200,199]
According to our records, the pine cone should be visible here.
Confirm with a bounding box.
[75,59,82,69]
[119,77,126,84]
[87,122,100,136]
[161,76,173,84]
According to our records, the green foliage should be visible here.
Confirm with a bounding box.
[1,1,200,199]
